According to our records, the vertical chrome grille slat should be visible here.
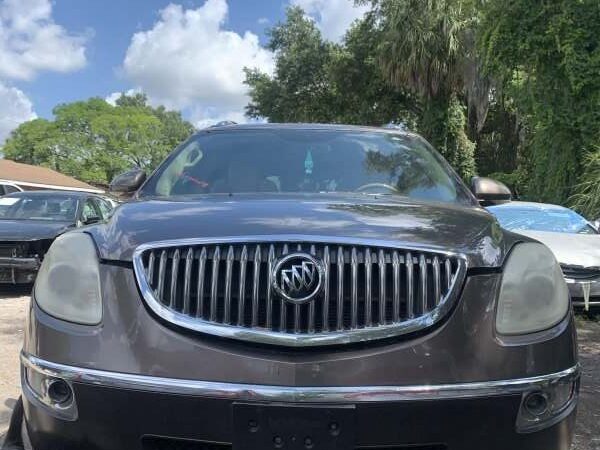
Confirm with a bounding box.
[419,254,427,313]
[209,246,220,321]
[378,249,386,325]
[433,256,441,306]
[157,250,167,301]
[252,245,261,327]
[308,244,317,333]
[392,251,400,322]
[336,246,344,331]
[223,246,234,324]
[147,251,155,284]
[266,245,275,329]
[365,248,372,326]
[445,258,452,290]
[280,244,289,331]
[182,248,193,314]
[196,247,207,317]
[169,249,180,309]
[138,240,465,346]
[350,247,358,329]
[406,252,414,319]
[237,246,248,326]
[322,245,330,331]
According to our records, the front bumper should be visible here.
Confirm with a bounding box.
[21,352,579,450]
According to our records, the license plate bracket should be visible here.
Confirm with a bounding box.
[232,403,355,450]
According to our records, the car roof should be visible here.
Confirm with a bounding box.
[3,190,91,199]
[199,122,420,137]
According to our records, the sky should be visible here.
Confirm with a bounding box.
[0,0,369,142]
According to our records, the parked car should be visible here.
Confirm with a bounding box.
[10,125,578,450]
[0,181,23,196]
[487,201,600,310]
[0,190,114,284]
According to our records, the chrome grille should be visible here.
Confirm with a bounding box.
[133,237,466,346]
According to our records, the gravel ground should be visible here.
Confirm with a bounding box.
[1,291,599,448]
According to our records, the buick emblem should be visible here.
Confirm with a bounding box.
[272,253,324,304]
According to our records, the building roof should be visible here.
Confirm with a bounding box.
[0,159,104,193]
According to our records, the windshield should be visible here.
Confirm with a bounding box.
[0,195,78,221]
[139,129,474,205]
[488,204,597,234]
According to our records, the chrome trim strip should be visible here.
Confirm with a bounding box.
[21,353,579,404]
[0,256,40,270]
[132,235,468,347]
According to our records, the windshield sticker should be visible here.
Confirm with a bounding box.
[0,198,19,206]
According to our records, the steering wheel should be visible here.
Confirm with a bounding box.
[355,183,399,194]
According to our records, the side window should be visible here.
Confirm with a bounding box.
[95,198,114,220]
[5,185,20,194]
[80,198,101,224]
[0,185,6,195]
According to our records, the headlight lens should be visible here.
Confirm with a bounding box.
[496,242,569,335]
[35,233,102,325]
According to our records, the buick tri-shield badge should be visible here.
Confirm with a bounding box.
[272,253,324,304]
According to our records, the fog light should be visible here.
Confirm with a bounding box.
[46,379,73,405]
[523,392,549,416]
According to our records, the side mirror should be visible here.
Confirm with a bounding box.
[471,177,512,206]
[109,169,147,194]
[83,215,101,225]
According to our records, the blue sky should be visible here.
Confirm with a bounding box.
[0,0,368,142]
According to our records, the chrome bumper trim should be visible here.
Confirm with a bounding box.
[21,352,579,403]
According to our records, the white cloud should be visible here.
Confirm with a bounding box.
[105,88,143,106]
[122,0,274,124]
[0,0,87,81]
[0,82,36,143]
[291,0,369,42]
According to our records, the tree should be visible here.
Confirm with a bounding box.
[363,0,482,180]
[2,95,194,185]
[245,6,415,126]
[479,0,600,208]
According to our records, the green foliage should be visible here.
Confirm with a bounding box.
[479,0,600,205]
[570,148,600,219]
[245,6,416,126]
[3,94,194,184]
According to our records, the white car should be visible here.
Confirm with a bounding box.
[0,181,23,196]
[487,201,600,310]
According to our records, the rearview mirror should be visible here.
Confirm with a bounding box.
[109,168,147,194]
[471,177,512,206]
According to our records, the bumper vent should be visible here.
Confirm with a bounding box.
[133,237,466,346]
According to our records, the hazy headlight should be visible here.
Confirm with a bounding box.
[35,233,102,325]
[496,243,569,335]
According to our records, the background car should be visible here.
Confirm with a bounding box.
[487,201,600,309]
[0,190,113,284]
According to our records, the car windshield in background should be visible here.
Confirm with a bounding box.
[0,195,78,221]
[139,129,474,205]
[489,205,596,234]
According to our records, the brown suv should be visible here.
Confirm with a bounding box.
[11,124,578,450]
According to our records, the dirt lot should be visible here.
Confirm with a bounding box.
[1,291,599,448]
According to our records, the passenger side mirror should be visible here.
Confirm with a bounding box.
[83,215,101,225]
[109,169,147,194]
[470,177,512,206]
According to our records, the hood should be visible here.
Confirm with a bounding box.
[0,219,74,241]
[515,230,600,268]
[88,194,514,268]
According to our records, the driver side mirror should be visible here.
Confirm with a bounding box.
[471,177,512,206]
[110,168,147,194]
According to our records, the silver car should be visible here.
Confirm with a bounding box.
[488,201,600,309]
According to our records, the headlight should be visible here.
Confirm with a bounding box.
[35,233,102,325]
[496,243,569,335]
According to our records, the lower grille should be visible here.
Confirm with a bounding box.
[561,264,600,280]
[0,242,24,258]
[133,237,466,346]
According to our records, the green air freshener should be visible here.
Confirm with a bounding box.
[304,150,314,175]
